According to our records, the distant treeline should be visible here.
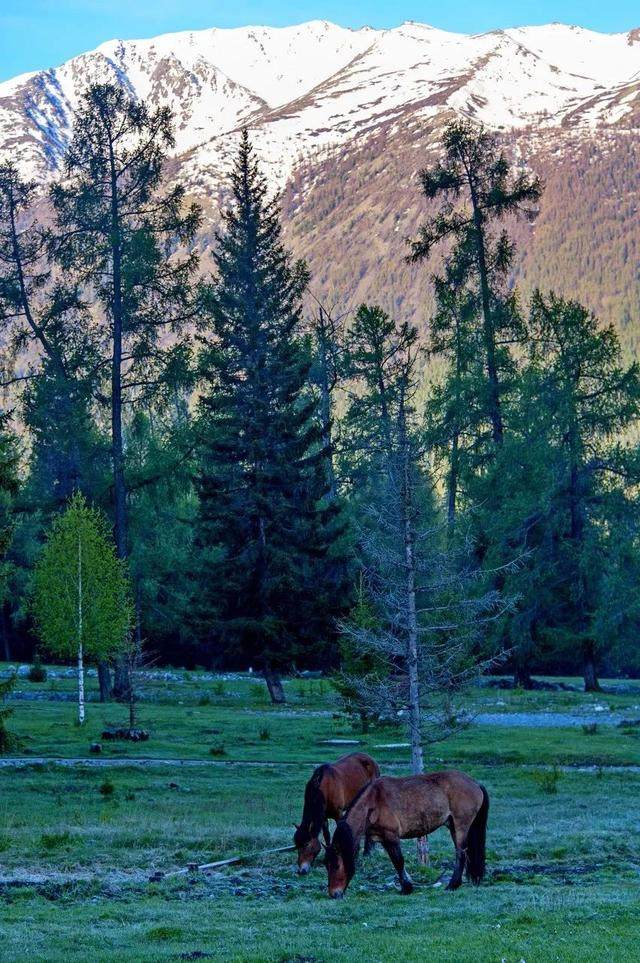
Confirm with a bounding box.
[0,84,639,699]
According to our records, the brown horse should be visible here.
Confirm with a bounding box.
[293,752,380,874]
[325,770,488,898]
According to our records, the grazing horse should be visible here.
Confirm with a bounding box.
[325,770,488,898]
[293,752,380,875]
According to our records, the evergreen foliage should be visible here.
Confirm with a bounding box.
[50,83,201,561]
[196,132,349,698]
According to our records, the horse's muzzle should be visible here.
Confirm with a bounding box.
[330,890,344,899]
[297,864,311,876]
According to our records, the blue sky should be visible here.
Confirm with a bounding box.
[1,0,638,82]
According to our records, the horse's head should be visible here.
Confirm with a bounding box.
[293,824,322,875]
[325,821,357,898]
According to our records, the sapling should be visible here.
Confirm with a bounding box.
[32,492,133,725]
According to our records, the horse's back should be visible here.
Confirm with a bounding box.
[333,751,379,780]
[367,770,485,836]
[325,752,379,816]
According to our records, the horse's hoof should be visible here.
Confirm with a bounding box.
[445,882,460,892]
[401,883,414,895]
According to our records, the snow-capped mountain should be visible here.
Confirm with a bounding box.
[1,20,639,187]
[1,20,639,337]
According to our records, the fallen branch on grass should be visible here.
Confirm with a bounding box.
[148,844,297,883]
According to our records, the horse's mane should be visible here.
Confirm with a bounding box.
[294,764,329,845]
[343,778,374,817]
[328,819,357,880]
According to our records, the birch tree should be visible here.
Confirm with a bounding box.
[32,493,133,724]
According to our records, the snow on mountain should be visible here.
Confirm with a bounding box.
[1,19,639,190]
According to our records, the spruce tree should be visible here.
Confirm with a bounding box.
[196,132,347,702]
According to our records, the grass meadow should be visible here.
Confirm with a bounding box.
[0,668,639,961]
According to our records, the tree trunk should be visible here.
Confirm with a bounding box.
[1,604,11,662]
[78,642,85,726]
[317,321,337,502]
[108,137,131,703]
[468,184,503,446]
[98,663,112,702]
[77,533,85,725]
[263,665,286,704]
[113,661,131,703]
[583,642,600,692]
[447,431,459,533]
[400,428,428,865]
[129,683,136,729]
[513,659,534,690]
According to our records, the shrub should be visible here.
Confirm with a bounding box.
[250,682,267,704]
[99,779,115,797]
[582,723,598,736]
[209,743,226,757]
[259,727,270,741]
[213,681,225,697]
[531,765,561,795]
[28,654,47,683]
[40,831,70,851]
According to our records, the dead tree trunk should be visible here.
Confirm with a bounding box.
[263,665,286,704]
[400,414,428,865]
[582,641,600,693]
[98,663,112,702]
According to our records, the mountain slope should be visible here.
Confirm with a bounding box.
[1,19,639,341]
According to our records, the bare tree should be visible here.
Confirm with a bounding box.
[342,303,512,861]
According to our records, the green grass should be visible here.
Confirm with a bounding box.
[0,665,639,961]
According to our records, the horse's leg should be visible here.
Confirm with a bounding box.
[445,818,469,891]
[382,837,413,895]
[322,821,331,847]
[363,834,375,857]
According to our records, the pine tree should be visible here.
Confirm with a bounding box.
[32,493,133,724]
[196,131,348,702]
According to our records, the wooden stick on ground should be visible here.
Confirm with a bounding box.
[149,844,296,883]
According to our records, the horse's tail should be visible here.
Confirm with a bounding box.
[466,785,489,884]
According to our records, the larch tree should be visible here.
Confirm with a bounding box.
[0,162,98,504]
[196,131,348,702]
[341,303,510,861]
[527,290,640,691]
[307,297,349,503]
[0,412,19,663]
[409,120,541,449]
[50,84,200,563]
[32,493,133,725]
[50,83,200,696]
